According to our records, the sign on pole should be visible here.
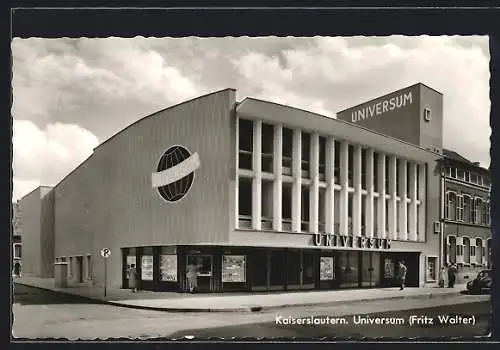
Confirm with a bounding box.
[100,248,112,258]
[100,248,111,297]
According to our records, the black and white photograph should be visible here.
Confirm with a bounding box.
[11,31,493,340]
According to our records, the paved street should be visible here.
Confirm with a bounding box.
[171,300,491,339]
[13,284,491,340]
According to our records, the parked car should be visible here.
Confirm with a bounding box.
[466,269,492,294]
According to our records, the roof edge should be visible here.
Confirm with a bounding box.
[238,97,441,159]
[94,88,237,152]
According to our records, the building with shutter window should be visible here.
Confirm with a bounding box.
[12,202,22,274]
[441,150,491,284]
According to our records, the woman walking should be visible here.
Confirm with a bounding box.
[128,264,138,293]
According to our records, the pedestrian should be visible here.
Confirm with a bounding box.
[398,260,407,291]
[127,264,138,293]
[14,262,21,278]
[439,264,447,288]
[186,262,199,293]
[448,263,458,288]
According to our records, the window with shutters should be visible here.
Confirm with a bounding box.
[446,192,457,221]
[456,195,464,221]
[463,237,470,263]
[475,238,483,265]
[465,171,470,182]
[450,167,456,178]
[446,167,452,177]
[448,236,457,263]
[470,173,478,184]
[472,198,478,224]
[483,202,490,226]
[463,195,472,223]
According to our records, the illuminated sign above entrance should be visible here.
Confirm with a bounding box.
[152,145,201,202]
[313,233,391,250]
[350,91,413,123]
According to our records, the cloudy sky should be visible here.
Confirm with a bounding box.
[12,36,490,201]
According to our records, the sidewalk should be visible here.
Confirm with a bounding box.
[14,276,467,313]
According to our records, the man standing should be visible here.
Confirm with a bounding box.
[398,260,407,291]
[186,262,199,293]
[14,262,21,278]
[439,264,448,288]
[448,263,458,288]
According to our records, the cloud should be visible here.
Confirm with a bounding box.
[11,38,203,141]
[12,120,99,200]
[229,35,490,166]
[11,36,490,192]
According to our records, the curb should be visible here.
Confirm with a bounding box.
[14,282,465,313]
[14,282,110,306]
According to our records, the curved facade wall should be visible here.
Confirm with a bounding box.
[53,89,236,288]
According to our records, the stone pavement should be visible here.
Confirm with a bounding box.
[14,276,467,312]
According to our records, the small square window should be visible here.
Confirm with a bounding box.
[424,108,432,122]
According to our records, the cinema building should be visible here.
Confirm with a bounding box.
[19,83,445,293]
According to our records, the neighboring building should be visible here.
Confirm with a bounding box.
[19,85,444,292]
[441,149,492,283]
[12,202,22,274]
[17,186,55,278]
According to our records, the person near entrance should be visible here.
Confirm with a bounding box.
[13,262,21,278]
[447,263,458,288]
[186,261,199,293]
[127,264,138,293]
[398,260,407,290]
[439,264,447,288]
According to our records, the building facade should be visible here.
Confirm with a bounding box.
[16,186,55,278]
[441,149,492,283]
[12,202,22,274]
[18,85,455,293]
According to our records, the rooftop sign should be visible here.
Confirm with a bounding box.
[349,91,413,123]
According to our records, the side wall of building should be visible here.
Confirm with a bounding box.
[418,84,444,152]
[18,189,42,277]
[40,188,55,277]
[54,89,236,288]
[54,157,95,275]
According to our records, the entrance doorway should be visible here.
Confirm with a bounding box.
[250,249,268,291]
[302,251,316,289]
[186,255,213,293]
[76,256,83,283]
[286,250,301,290]
[380,252,419,287]
[122,247,137,289]
[360,252,381,288]
[269,250,286,291]
[338,251,359,288]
